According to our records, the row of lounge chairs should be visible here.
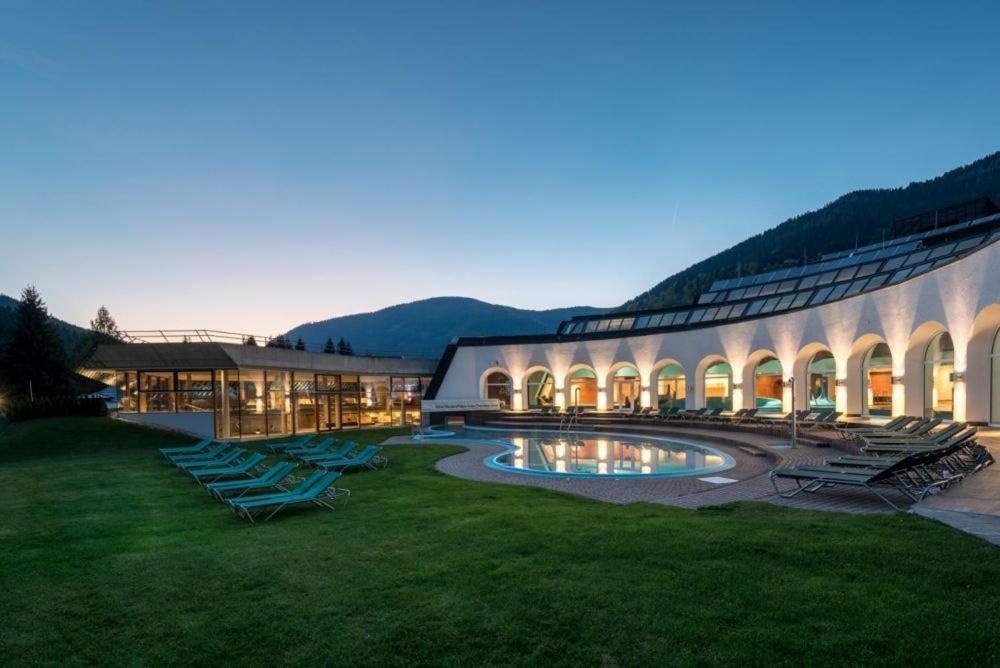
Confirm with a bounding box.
[770,421,994,509]
[535,404,846,431]
[158,436,379,522]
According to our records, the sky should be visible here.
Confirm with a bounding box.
[2,1,1000,335]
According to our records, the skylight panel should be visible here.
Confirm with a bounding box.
[729,303,747,318]
[746,300,765,316]
[810,286,833,304]
[903,249,931,267]
[827,283,849,301]
[954,235,985,252]
[855,262,881,278]
[790,291,812,308]
[864,274,889,290]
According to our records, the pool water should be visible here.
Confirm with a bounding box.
[451,426,735,478]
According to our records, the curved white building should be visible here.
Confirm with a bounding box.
[425,210,1000,426]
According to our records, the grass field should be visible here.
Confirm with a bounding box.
[1,417,998,666]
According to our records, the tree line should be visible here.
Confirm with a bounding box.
[243,334,354,355]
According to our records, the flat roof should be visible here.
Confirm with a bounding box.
[81,342,439,376]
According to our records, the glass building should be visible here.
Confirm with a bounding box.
[82,342,437,440]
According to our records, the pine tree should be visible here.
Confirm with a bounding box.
[294,338,306,351]
[337,337,350,355]
[244,335,257,346]
[89,306,120,339]
[323,337,336,354]
[267,335,288,349]
[0,285,73,398]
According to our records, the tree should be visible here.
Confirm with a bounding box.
[323,337,336,354]
[244,335,257,346]
[0,285,73,398]
[89,306,120,339]
[337,338,354,356]
[294,338,306,351]
[266,335,288,349]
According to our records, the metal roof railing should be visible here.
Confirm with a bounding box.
[117,329,439,359]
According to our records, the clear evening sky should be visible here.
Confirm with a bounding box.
[2,1,999,335]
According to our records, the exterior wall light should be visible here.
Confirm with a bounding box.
[891,376,905,385]
[950,371,966,383]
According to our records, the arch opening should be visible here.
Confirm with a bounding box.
[611,365,640,409]
[567,368,597,408]
[753,357,783,413]
[992,328,1000,425]
[807,350,836,411]
[704,361,733,411]
[925,332,955,420]
[862,343,893,417]
[656,363,686,409]
[483,371,513,409]
[525,369,555,409]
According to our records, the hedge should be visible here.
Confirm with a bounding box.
[2,396,109,422]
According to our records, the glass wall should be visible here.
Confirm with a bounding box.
[238,369,267,436]
[266,371,292,436]
[176,371,215,412]
[316,374,340,431]
[293,374,318,433]
[704,362,732,411]
[391,377,425,425]
[340,375,361,428]
[656,364,686,409]
[753,358,783,413]
[116,371,138,412]
[139,371,175,412]
[863,343,893,417]
[611,366,640,408]
[568,368,597,407]
[924,332,955,420]
[484,372,513,408]
[360,376,392,427]
[525,370,555,408]
[807,351,836,410]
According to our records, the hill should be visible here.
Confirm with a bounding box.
[285,297,606,357]
[624,151,1000,311]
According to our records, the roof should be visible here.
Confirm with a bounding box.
[80,342,439,376]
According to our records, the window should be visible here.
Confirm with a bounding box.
[116,371,138,412]
[698,292,718,304]
[266,371,291,436]
[746,300,765,316]
[392,376,425,425]
[955,235,984,252]
[673,311,689,325]
[774,294,795,311]
[654,313,670,327]
[485,371,513,408]
[689,309,707,324]
[924,332,955,420]
[704,362,732,411]
[864,274,889,290]
[293,373,318,433]
[703,307,719,321]
[608,318,623,330]
[777,280,798,293]
[585,320,598,332]
[714,305,732,320]
[758,283,778,297]
[816,270,839,285]
[888,268,912,284]
[790,291,812,309]
[176,371,214,412]
[728,288,746,300]
[903,249,931,267]
[927,243,955,260]
[657,364,686,409]
[596,320,611,332]
[855,262,881,278]
[340,375,360,428]
[620,317,635,330]
[526,370,555,408]
[798,274,820,289]
[863,343,893,417]
[810,286,833,304]
[743,285,763,298]
[729,303,747,318]
[760,297,781,313]
[753,357,783,413]
[826,283,849,301]
[237,369,266,436]
[359,376,391,426]
[881,255,906,272]
[843,279,868,297]
[635,316,651,329]
[139,371,174,412]
[835,266,859,282]
[807,351,836,410]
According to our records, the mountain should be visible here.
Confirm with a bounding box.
[0,293,90,352]
[285,297,606,358]
[624,151,1000,311]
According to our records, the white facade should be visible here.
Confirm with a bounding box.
[431,239,1000,424]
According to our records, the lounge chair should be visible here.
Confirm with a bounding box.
[840,415,915,434]
[175,447,246,471]
[850,417,939,440]
[713,408,747,422]
[735,408,759,423]
[770,452,955,510]
[862,426,975,455]
[189,452,266,483]
[159,438,213,457]
[295,442,357,462]
[282,437,336,457]
[266,435,314,453]
[167,442,230,463]
[206,461,298,499]
[313,445,385,471]
[228,471,349,522]
[861,421,962,448]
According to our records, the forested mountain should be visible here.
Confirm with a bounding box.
[285,297,605,357]
[624,151,1000,311]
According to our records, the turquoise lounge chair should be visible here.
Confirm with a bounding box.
[228,471,349,522]
[284,437,336,457]
[160,438,212,456]
[296,442,357,462]
[168,442,230,463]
[190,452,265,483]
[206,462,298,499]
[266,435,313,453]
[175,447,245,470]
[313,445,384,471]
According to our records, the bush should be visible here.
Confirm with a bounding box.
[2,396,109,422]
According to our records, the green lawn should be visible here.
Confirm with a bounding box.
[1,418,998,666]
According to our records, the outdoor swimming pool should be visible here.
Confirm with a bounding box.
[444,426,736,478]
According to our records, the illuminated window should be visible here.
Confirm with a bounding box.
[862,343,892,417]
[656,364,686,409]
[753,357,783,412]
[704,361,732,411]
[924,332,954,420]
[485,371,512,408]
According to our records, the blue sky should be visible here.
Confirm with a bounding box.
[2,1,999,334]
